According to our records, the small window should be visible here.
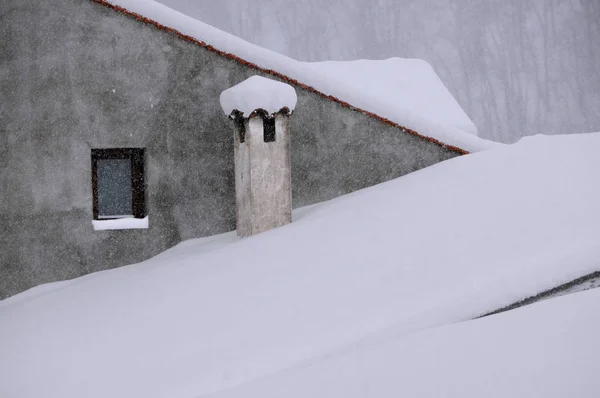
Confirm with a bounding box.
[263,117,276,142]
[91,148,145,220]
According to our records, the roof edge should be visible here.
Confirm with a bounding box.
[91,0,469,155]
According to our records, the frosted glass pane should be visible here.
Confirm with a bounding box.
[97,159,132,217]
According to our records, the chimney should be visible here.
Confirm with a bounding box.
[220,76,297,237]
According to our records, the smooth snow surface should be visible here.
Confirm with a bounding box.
[207,288,600,398]
[1,133,599,398]
[220,76,297,116]
[92,216,149,230]
[97,0,498,152]
[305,58,477,136]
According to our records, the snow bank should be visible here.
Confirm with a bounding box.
[95,0,498,152]
[1,133,599,398]
[220,76,297,116]
[207,287,600,398]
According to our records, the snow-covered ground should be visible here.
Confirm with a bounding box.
[98,0,498,152]
[1,133,599,397]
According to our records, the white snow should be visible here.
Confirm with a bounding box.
[98,0,499,152]
[1,132,599,397]
[306,58,477,136]
[92,216,149,230]
[207,287,600,398]
[219,75,297,116]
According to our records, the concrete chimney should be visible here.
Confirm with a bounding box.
[220,76,297,237]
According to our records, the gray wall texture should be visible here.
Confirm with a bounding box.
[0,0,459,298]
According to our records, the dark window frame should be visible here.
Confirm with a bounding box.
[91,148,146,220]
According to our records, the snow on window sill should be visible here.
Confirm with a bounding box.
[92,216,149,231]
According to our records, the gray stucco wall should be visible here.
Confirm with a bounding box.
[0,0,459,298]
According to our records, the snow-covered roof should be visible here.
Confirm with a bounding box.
[92,0,501,153]
[220,76,297,117]
[207,288,600,398]
[305,58,477,136]
[1,132,599,397]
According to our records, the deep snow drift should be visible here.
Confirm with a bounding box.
[1,133,599,398]
[207,287,600,398]
[97,0,497,152]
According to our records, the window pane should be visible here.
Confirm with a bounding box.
[97,159,132,217]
